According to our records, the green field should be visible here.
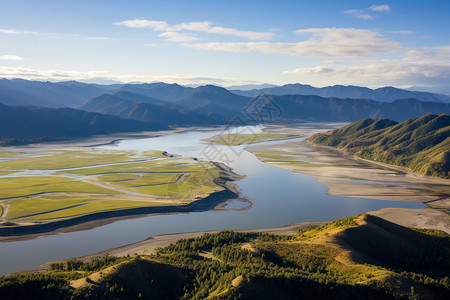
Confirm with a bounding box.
[253,151,326,168]
[0,148,225,224]
[0,150,21,158]
[204,133,301,146]
[0,176,121,199]
[0,149,139,170]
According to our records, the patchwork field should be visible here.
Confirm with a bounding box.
[0,148,225,225]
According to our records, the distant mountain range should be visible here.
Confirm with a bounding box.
[231,83,450,103]
[80,91,228,125]
[1,79,449,109]
[308,114,450,178]
[0,103,166,145]
[0,79,115,108]
[1,78,450,145]
[260,95,450,122]
[79,87,450,124]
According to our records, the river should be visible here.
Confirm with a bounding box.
[0,126,424,275]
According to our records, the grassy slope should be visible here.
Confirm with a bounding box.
[1,214,449,299]
[308,114,450,178]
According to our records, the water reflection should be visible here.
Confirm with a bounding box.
[0,126,424,275]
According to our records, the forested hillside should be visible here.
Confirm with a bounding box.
[0,214,449,299]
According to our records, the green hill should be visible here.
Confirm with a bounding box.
[1,214,449,299]
[308,114,450,178]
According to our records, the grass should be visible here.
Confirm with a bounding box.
[0,151,19,158]
[22,199,168,221]
[253,151,327,168]
[109,173,182,187]
[0,148,225,223]
[4,195,91,220]
[205,133,300,146]
[0,170,14,175]
[140,150,167,157]
[58,159,198,176]
[0,149,140,170]
[96,173,142,182]
[0,177,121,199]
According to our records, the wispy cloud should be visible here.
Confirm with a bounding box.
[158,31,200,42]
[343,9,374,20]
[369,4,391,12]
[0,66,261,86]
[282,46,450,87]
[390,30,414,35]
[185,28,401,57]
[0,28,112,41]
[86,36,114,41]
[115,19,276,40]
[0,28,39,34]
[0,55,23,60]
[344,4,390,20]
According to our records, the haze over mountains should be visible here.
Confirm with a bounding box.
[80,92,227,125]
[1,78,450,108]
[0,103,166,145]
[1,78,450,145]
[231,83,450,103]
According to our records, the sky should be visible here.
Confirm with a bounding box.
[1,0,449,90]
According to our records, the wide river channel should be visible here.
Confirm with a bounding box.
[0,126,425,275]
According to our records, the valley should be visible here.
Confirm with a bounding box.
[2,2,450,298]
[0,123,442,277]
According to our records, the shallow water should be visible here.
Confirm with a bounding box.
[0,126,425,275]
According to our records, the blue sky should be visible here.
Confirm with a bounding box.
[1,0,449,89]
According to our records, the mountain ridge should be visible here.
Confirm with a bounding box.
[2,78,450,109]
[0,103,167,145]
[308,114,450,177]
[232,83,450,103]
[80,92,228,125]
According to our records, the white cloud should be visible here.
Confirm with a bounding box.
[390,30,414,34]
[0,28,39,34]
[344,4,390,20]
[0,55,23,60]
[158,31,200,42]
[86,36,113,40]
[343,9,374,20]
[0,66,261,86]
[186,28,401,57]
[282,46,450,86]
[369,4,391,12]
[115,20,169,30]
[115,19,276,40]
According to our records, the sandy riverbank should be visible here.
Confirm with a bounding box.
[249,124,450,203]
[246,123,449,232]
